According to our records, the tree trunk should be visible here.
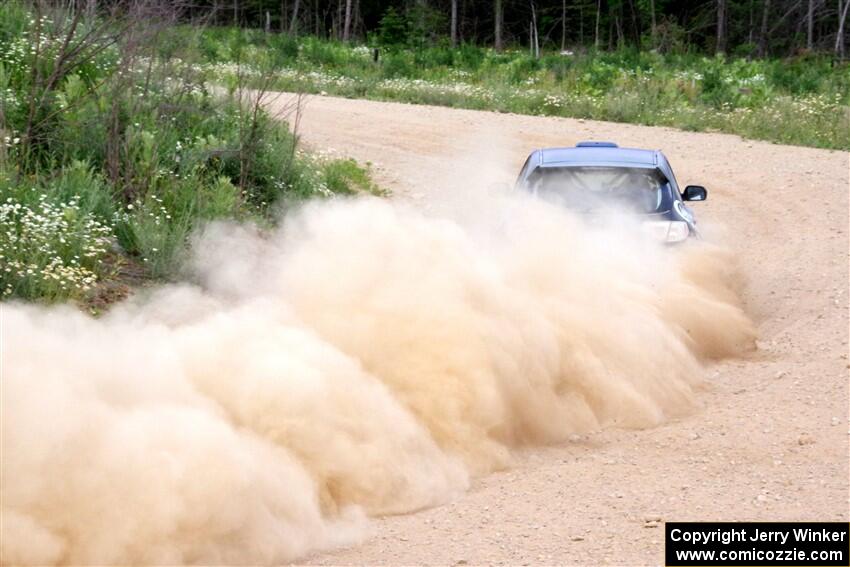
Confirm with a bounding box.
[233,0,238,26]
[335,0,342,39]
[757,0,771,56]
[342,0,352,41]
[837,0,850,57]
[628,0,641,48]
[495,0,503,50]
[614,14,623,47]
[530,0,539,57]
[451,0,458,46]
[594,0,601,48]
[354,0,361,40]
[461,0,467,43]
[289,0,300,33]
[716,0,727,53]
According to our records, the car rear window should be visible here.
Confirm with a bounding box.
[526,166,670,214]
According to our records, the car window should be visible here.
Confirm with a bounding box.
[526,166,670,214]
[515,153,536,187]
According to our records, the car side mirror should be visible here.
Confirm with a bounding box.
[682,185,707,202]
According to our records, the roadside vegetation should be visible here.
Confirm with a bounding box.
[2,0,847,306]
[195,27,850,150]
[0,1,382,306]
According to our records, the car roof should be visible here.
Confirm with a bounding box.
[538,144,659,167]
[518,143,679,187]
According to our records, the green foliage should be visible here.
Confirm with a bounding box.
[1,9,383,304]
[196,29,850,150]
[382,51,415,78]
[0,1,29,45]
[377,7,408,49]
[406,4,448,48]
[0,163,116,302]
[321,158,386,196]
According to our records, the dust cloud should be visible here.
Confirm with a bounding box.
[1,191,755,565]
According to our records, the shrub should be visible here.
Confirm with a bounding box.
[1,6,385,304]
[113,189,195,279]
[382,51,415,78]
[198,32,848,150]
[0,165,115,302]
[377,7,408,49]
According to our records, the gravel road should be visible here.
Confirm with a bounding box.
[266,93,849,565]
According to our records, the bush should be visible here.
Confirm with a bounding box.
[382,51,415,78]
[321,158,385,196]
[0,165,115,302]
[0,6,384,304]
[195,31,848,150]
[377,7,408,49]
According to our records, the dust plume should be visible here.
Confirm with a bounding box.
[1,191,755,565]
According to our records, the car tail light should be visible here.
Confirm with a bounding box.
[641,220,690,243]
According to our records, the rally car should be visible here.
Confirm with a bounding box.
[515,141,707,243]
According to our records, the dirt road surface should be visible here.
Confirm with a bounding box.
[268,93,849,565]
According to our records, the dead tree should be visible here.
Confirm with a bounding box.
[837,0,850,57]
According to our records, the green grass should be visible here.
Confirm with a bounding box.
[194,27,850,150]
[0,3,384,304]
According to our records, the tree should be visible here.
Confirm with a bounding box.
[451,0,458,46]
[529,0,540,57]
[377,6,407,47]
[289,0,301,33]
[342,0,353,41]
[837,0,850,57]
[181,0,849,59]
[495,0,503,49]
[757,0,771,55]
[594,0,602,48]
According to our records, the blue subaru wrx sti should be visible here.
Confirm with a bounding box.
[515,141,708,243]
